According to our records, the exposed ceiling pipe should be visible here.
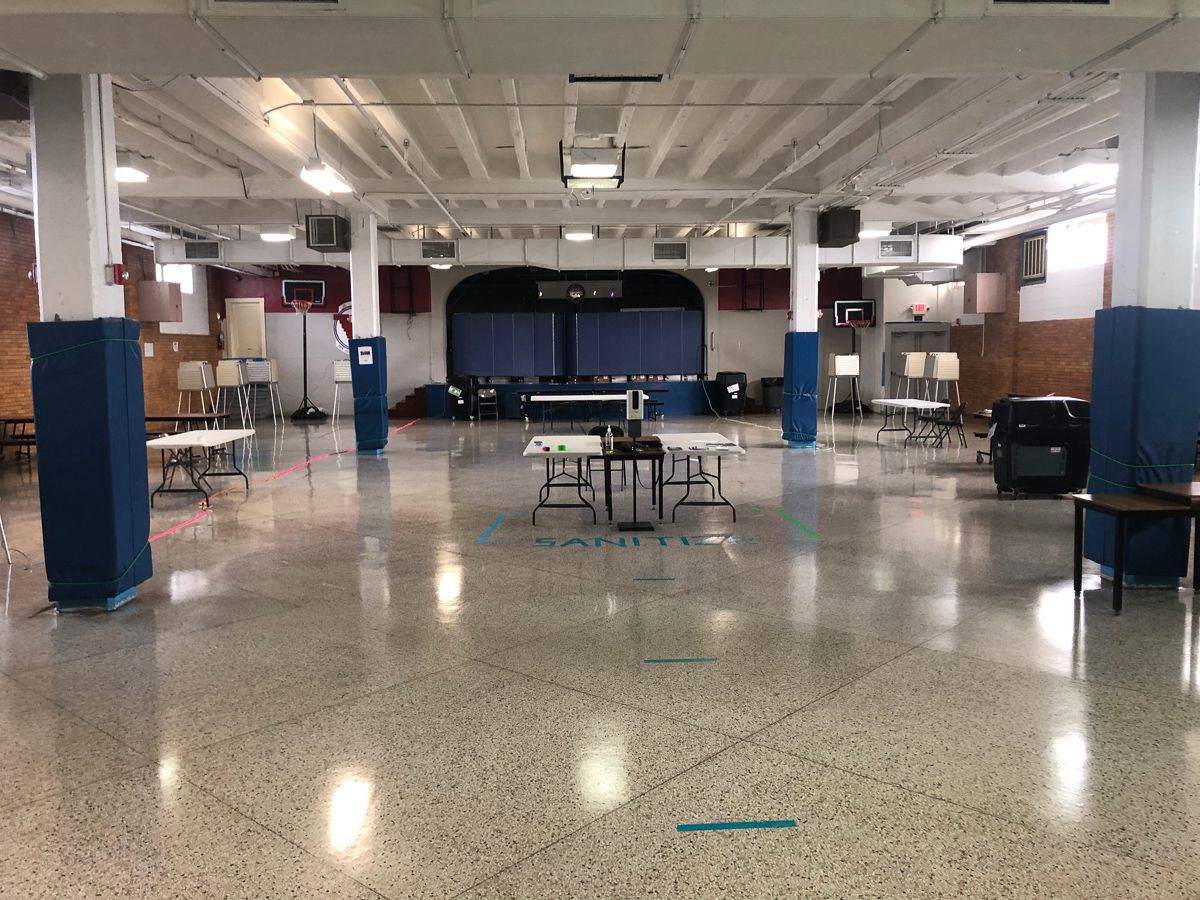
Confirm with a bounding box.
[0,46,46,80]
[667,5,699,80]
[331,76,468,237]
[188,1,262,81]
[870,0,944,79]
[114,108,235,173]
[442,0,472,79]
[119,201,231,241]
[1069,13,1180,78]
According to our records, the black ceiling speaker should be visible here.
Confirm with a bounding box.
[818,208,862,249]
[305,214,351,252]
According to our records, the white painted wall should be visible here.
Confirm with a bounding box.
[158,264,210,336]
[1019,215,1108,322]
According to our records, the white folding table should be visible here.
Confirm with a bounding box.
[871,399,949,444]
[146,428,254,506]
[522,435,602,524]
[522,393,628,429]
[656,431,745,522]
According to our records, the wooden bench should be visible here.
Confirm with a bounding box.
[1071,492,1199,613]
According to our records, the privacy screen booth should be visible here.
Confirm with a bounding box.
[447,269,705,384]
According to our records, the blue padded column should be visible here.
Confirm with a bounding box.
[350,336,389,455]
[27,318,152,610]
[782,331,819,448]
[1086,306,1200,580]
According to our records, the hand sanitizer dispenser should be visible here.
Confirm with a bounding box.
[626,389,643,441]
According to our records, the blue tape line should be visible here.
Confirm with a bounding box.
[643,657,718,664]
[677,819,797,833]
[476,515,506,544]
[634,576,676,581]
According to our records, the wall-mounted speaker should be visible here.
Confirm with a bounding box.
[818,208,861,249]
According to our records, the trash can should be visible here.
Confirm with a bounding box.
[761,376,784,412]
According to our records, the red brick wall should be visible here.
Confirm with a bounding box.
[0,212,220,415]
[949,212,1112,411]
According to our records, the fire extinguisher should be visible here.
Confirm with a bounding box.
[217,329,225,353]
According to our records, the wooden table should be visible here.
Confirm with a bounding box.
[601,437,664,532]
[1137,481,1200,508]
[1072,492,1200,613]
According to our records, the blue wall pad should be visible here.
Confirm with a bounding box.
[1086,306,1200,578]
[782,331,819,446]
[27,318,152,610]
[350,336,389,453]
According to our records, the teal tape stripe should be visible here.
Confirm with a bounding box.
[644,657,718,664]
[476,515,506,544]
[677,819,796,833]
[30,338,141,363]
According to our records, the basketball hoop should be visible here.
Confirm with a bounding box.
[848,318,870,331]
[291,299,314,315]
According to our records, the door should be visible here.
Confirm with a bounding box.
[225,298,267,358]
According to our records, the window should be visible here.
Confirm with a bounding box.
[1046,215,1108,273]
[1021,231,1047,285]
[156,263,194,295]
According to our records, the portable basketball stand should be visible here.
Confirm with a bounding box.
[288,288,328,422]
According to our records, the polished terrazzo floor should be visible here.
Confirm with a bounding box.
[1,414,1198,898]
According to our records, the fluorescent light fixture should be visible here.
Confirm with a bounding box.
[967,210,1055,235]
[570,161,619,178]
[300,157,352,195]
[563,226,594,242]
[858,228,891,239]
[561,142,625,190]
[430,263,453,269]
[704,267,719,273]
[114,166,149,183]
[570,146,620,179]
[259,227,294,242]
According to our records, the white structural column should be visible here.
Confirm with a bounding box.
[30,75,125,320]
[1112,73,1200,310]
[349,210,381,338]
[789,207,820,329]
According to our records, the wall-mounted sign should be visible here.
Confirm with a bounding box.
[357,346,374,366]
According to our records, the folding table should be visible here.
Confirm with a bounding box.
[523,435,601,524]
[656,432,745,522]
[146,428,254,506]
[871,399,949,443]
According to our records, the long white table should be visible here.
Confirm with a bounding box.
[521,390,664,429]
[522,435,602,524]
[656,431,745,522]
[871,399,949,443]
[146,428,255,506]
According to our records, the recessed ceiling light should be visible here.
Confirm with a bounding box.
[259,227,294,242]
[114,166,149,183]
[858,228,891,239]
[563,225,594,242]
[704,267,719,273]
[430,263,453,269]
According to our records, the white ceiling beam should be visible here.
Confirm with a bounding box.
[420,78,490,181]
[643,80,705,181]
[685,79,786,181]
[500,78,531,181]
[561,78,579,150]
[951,94,1121,176]
[113,104,234,174]
[1009,122,1120,176]
[732,77,863,180]
[122,86,289,177]
[341,78,440,179]
[280,78,392,179]
[126,203,784,228]
[614,82,644,148]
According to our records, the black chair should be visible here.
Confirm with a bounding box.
[919,403,967,448]
[587,425,626,490]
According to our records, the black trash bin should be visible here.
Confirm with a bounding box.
[761,377,784,412]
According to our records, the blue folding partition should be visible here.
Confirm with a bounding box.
[571,311,703,376]
[451,313,565,376]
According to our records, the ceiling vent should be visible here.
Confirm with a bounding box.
[421,240,458,260]
[652,241,688,262]
[182,240,222,262]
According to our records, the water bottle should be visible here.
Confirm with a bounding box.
[604,426,614,453]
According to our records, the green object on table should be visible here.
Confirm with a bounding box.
[557,444,566,451]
